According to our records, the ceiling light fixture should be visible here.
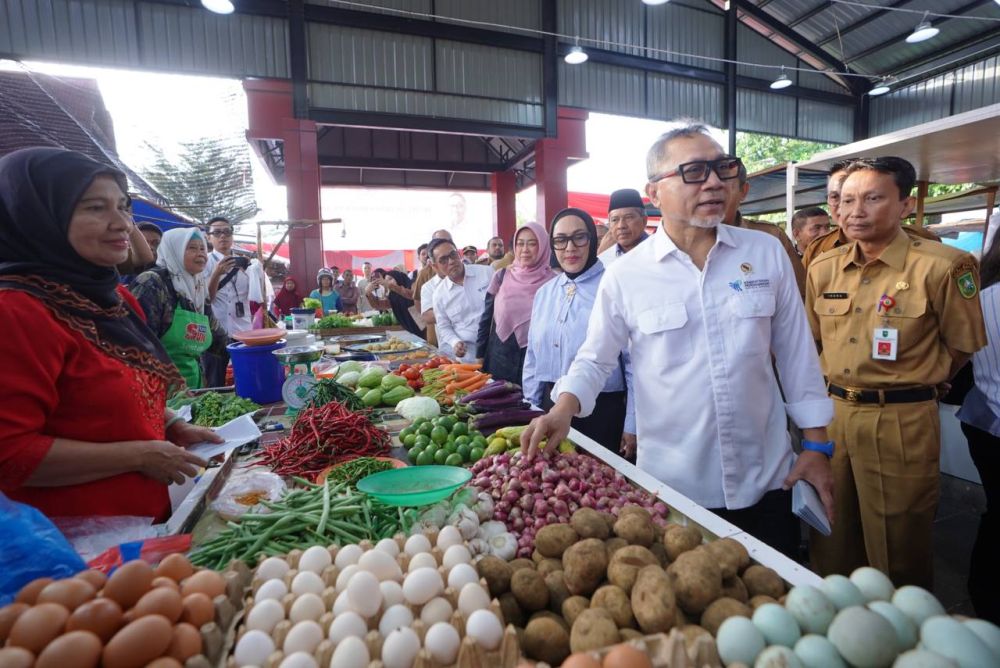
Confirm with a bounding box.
[564,43,588,65]
[642,0,671,5]
[201,0,235,15]
[770,67,792,90]
[869,77,894,96]
[906,13,939,43]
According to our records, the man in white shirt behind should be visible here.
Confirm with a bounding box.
[522,124,835,557]
[430,238,492,362]
[202,216,252,386]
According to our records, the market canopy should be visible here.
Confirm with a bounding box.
[742,166,828,217]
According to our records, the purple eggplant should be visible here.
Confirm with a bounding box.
[469,408,544,432]
[467,392,524,410]
[458,381,520,404]
[469,401,530,414]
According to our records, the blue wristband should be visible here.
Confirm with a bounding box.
[802,440,835,458]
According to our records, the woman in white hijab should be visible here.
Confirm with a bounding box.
[132,227,226,388]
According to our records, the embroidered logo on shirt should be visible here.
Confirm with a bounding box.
[743,279,771,290]
[729,280,743,292]
[185,323,208,343]
[957,271,978,299]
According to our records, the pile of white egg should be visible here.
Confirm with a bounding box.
[231,526,508,668]
[715,567,1000,668]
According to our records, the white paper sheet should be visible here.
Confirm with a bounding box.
[792,480,831,536]
[175,404,192,421]
[187,413,262,460]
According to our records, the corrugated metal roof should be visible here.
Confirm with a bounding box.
[308,24,433,90]
[435,41,542,103]
[557,0,644,57]
[737,88,797,137]
[557,61,645,116]
[435,0,541,33]
[646,2,725,71]
[646,74,723,127]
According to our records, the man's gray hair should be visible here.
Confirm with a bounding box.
[646,122,717,181]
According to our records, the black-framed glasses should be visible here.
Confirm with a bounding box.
[208,229,233,237]
[435,250,460,264]
[552,231,591,250]
[649,157,743,184]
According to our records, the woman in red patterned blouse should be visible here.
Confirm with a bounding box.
[0,148,222,522]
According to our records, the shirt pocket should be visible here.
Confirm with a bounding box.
[884,298,929,349]
[813,296,853,343]
[636,303,692,366]
[727,290,776,356]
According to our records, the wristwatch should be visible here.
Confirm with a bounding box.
[801,440,835,458]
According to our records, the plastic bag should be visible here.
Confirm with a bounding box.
[0,493,86,604]
[87,534,192,574]
[50,515,158,563]
[210,469,286,521]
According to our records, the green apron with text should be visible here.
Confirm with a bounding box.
[161,304,213,389]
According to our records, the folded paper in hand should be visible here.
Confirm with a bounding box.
[187,413,261,460]
[792,480,831,536]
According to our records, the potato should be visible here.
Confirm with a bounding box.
[716,538,750,573]
[620,628,644,642]
[529,610,569,631]
[477,556,512,597]
[531,549,545,564]
[605,537,629,557]
[599,512,617,532]
[545,570,572,615]
[523,617,570,665]
[617,505,652,523]
[607,545,659,594]
[741,565,785,599]
[571,508,610,540]
[630,565,677,633]
[535,524,580,559]
[537,559,563,578]
[562,538,608,596]
[570,608,620,653]
[511,568,549,612]
[667,550,722,615]
[562,596,590,626]
[705,542,740,579]
[591,585,635,629]
[720,575,749,603]
[664,526,702,561]
[749,595,778,610]
[509,558,535,573]
[650,543,669,567]
[498,592,525,627]
[613,513,655,547]
[699,597,752,636]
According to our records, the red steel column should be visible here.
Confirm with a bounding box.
[491,171,517,242]
[282,118,324,289]
[534,107,588,227]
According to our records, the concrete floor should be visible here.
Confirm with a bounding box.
[932,473,986,615]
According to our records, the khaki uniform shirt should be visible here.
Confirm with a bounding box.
[806,229,986,390]
[411,264,438,346]
[735,217,806,298]
[802,225,939,270]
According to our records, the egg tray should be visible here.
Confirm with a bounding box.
[184,559,254,668]
[534,629,722,668]
[227,540,520,668]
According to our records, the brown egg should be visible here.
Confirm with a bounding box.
[0,647,35,668]
[152,576,180,591]
[133,587,183,623]
[103,560,154,610]
[7,602,69,654]
[14,577,53,604]
[146,658,183,668]
[179,592,214,628]
[180,570,225,599]
[0,602,29,643]
[154,554,195,583]
[102,614,173,668]
[36,578,96,611]
[74,569,108,591]
[602,644,654,668]
[35,629,103,668]
[166,622,203,662]
[562,653,602,668]
[66,597,124,643]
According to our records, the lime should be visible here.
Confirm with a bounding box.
[415,451,434,466]
[444,442,458,455]
[451,421,468,436]
[456,444,471,461]
[409,446,423,462]
[431,426,449,444]
[437,416,457,431]
[469,447,484,462]
[469,430,484,440]
[399,427,413,440]
[402,433,417,448]
[454,435,470,447]
[412,417,428,428]
[418,423,434,437]
[445,453,464,467]
[472,435,488,449]
[414,435,431,449]
[434,449,449,465]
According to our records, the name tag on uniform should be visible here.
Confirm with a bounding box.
[822,292,848,299]
[872,327,898,361]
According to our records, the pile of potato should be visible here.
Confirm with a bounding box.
[474,506,787,666]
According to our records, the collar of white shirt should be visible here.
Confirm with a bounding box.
[649,221,737,262]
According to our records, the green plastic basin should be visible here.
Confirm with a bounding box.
[356,465,472,507]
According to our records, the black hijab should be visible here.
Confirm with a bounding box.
[549,207,599,280]
[0,147,180,388]
[385,269,424,340]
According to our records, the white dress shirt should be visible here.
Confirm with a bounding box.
[555,224,832,509]
[204,250,252,335]
[420,274,444,316]
[433,264,492,361]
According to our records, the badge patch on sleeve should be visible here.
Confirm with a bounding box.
[957,271,978,299]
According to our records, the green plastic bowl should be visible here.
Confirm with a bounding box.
[356,465,472,507]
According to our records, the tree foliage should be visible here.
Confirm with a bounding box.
[141,137,258,224]
[735,132,835,173]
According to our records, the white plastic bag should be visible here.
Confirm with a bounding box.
[210,469,286,521]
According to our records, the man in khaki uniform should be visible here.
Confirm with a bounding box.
[803,159,938,269]
[806,157,986,587]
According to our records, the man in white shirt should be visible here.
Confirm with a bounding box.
[203,216,252,386]
[430,239,492,362]
[523,125,835,557]
[357,261,374,312]
[419,244,448,331]
[597,188,649,267]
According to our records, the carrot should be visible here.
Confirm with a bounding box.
[441,363,482,371]
[461,376,490,393]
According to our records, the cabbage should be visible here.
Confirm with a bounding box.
[395,396,440,420]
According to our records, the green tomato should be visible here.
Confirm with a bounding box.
[469,447,484,462]
[434,449,449,465]
[456,444,472,461]
[451,422,468,436]
[414,435,431,449]
[431,426,449,445]
[416,451,434,466]
[402,433,417,448]
[445,453,464,467]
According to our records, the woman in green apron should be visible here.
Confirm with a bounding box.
[131,228,226,388]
